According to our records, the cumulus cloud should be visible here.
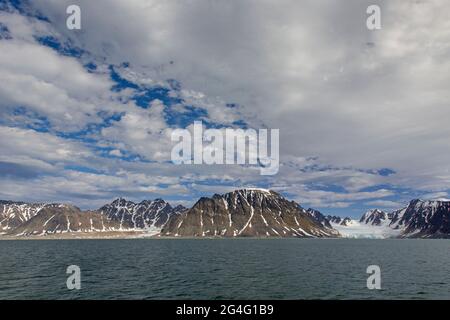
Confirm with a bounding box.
[364,200,406,210]
[1,0,450,215]
[100,99,173,161]
[0,11,125,131]
[28,0,450,181]
[0,125,90,164]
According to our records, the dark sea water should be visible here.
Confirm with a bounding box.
[0,239,449,300]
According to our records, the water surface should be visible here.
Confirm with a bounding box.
[0,239,449,299]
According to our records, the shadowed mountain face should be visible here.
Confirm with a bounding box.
[360,209,388,226]
[358,200,450,238]
[98,198,186,229]
[394,199,450,238]
[306,208,333,229]
[325,215,353,226]
[330,200,450,239]
[161,189,339,238]
[2,192,450,238]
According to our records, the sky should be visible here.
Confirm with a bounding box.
[1,0,450,217]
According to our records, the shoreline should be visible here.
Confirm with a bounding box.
[0,233,436,240]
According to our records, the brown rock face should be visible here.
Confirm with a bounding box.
[0,200,48,233]
[161,189,340,238]
[8,205,127,236]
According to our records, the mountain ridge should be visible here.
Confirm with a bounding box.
[1,192,450,238]
[161,189,339,238]
[327,199,450,239]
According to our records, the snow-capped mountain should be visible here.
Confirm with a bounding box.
[393,199,450,238]
[10,204,125,236]
[162,189,339,237]
[325,209,400,239]
[1,198,185,237]
[389,207,407,229]
[0,201,67,234]
[306,208,333,229]
[340,217,353,226]
[359,209,389,226]
[2,195,450,238]
[329,199,450,238]
[325,215,353,226]
[328,217,399,239]
[326,215,343,224]
[98,198,186,230]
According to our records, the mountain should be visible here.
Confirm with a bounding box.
[1,201,63,234]
[325,215,353,226]
[9,204,125,236]
[393,199,450,238]
[358,200,450,238]
[327,213,399,239]
[2,195,450,239]
[1,198,185,237]
[340,217,353,226]
[306,208,332,229]
[389,207,407,230]
[333,199,450,238]
[161,189,339,237]
[359,209,389,226]
[98,198,186,230]
[359,209,390,226]
[326,215,343,224]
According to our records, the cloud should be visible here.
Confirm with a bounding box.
[0,125,90,164]
[0,10,124,132]
[364,200,406,209]
[100,99,173,161]
[1,0,450,214]
[28,0,450,187]
[420,191,450,201]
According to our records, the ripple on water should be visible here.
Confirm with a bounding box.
[0,239,449,299]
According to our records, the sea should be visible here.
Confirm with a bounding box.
[0,238,449,299]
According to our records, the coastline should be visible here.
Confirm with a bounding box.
[0,233,416,240]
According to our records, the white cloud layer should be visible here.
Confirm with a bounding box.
[1,1,450,214]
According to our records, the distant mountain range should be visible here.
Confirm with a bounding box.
[1,190,450,238]
[0,199,185,236]
[327,200,450,239]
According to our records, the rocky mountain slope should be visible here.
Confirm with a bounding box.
[9,204,125,236]
[2,193,450,238]
[325,215,353,226]
[1,201,64,234]
[99,198,186,230]
[1,198,184,237]
[161,189,339,237]
[359,209,389,226]
[329,199,450,238]
[392,199,450,238]
[306,208,333,229]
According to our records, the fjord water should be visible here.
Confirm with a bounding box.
[0,239,449,299]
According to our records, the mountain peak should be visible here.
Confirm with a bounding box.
[225,188,281,199]
[173,204,187,212]
[162,189,339,238]
[99,197,178,229]
[360,209,388,225]
[111,197,132,205]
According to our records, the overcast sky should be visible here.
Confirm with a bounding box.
[1,0,450,217]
